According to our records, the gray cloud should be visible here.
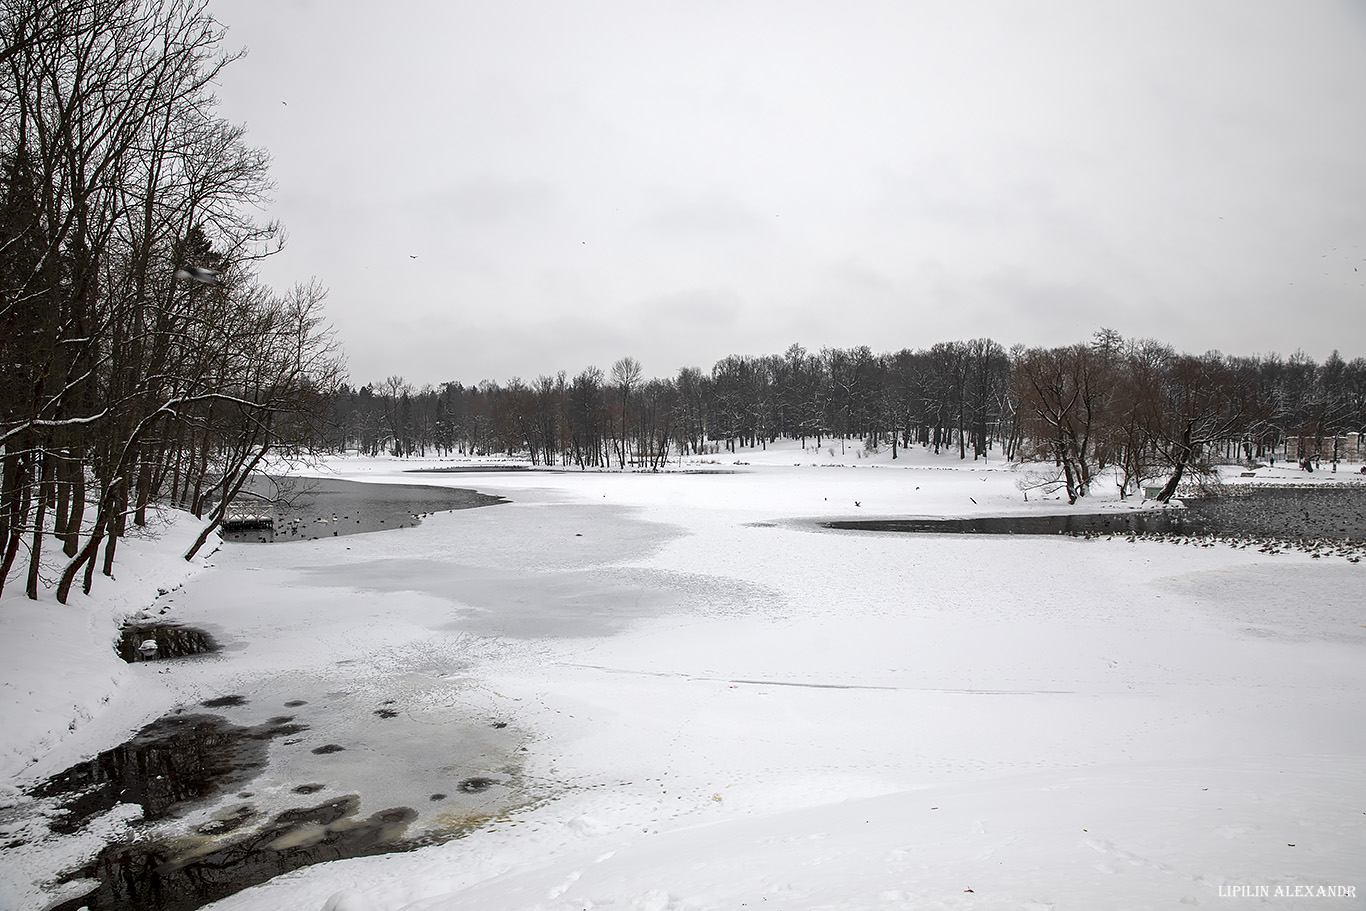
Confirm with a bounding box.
[427,177,556,226]
[638,288,742,327]
[634,195,770,239]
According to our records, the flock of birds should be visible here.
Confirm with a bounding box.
[1066,485,1366,563]
[1066,527,1365,563]
[250,511,436,543]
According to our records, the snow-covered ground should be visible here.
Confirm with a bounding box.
[2,443,1363,910]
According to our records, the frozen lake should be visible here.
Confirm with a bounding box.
[5,452,1364,911]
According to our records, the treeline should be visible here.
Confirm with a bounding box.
[1,0,341,602]
[334,331,1366,503]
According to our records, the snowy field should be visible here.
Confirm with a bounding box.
[2,443,1363,910]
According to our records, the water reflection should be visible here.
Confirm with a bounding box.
[115,624,217,663]
[824,486,1366,543]
[27,694,527,911]
[50,796,424,911]
[221,476,505,543]
[31,714,299,836]
[826,511,1199,536]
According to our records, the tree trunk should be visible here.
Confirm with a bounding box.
[26,449,53,599]
[134,451,152,526]
[0,456,32,599]
[83,525,102,594]
[56,510,104,603]
[0,454,16,599]
[54,451,71,542]
[1155,461,1186,502]
[65,457,85,557]
[1058,431,1080,504]
[102,479,128,577]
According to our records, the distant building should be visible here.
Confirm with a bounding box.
[1285,432,1364,463]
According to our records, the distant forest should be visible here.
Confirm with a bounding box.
[335,332,1366,502]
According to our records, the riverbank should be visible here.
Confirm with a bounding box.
[0,510,212,787]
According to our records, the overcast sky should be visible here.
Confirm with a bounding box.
[209,1,1366,388]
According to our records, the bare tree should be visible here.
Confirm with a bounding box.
[1014,345,1102,503]
[1141,352,1251,502]
[611,356,642,468]
[0,0,347,601]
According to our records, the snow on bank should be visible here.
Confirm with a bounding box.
[3,446,1363,911]
[0,511,218,910]
[0,509,212,787]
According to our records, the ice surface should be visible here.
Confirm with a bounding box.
[2,445,1363,911]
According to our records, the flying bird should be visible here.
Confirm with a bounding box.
[175,265,223,286]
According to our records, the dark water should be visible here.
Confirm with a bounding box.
[1179,485,1366,542]
[827,511,1199,536]
[31,697,504,911]
[49,796,421,911]
[221,477,505,543]
[115,623,216,663]
[825,485,1366,544]
[30,713,297,837]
